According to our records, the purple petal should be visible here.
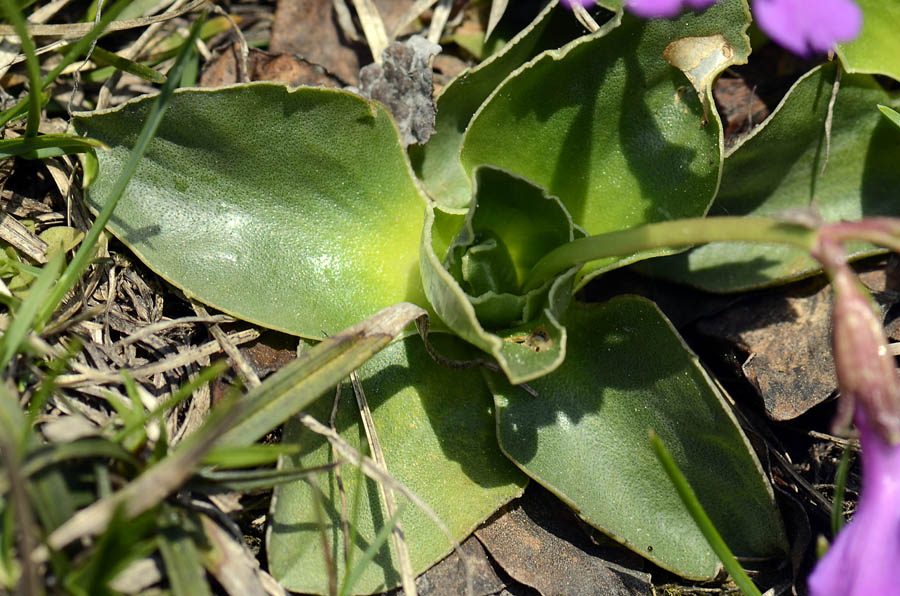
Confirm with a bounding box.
[808,410,900,595]
[752,0,862,56]
[560,0,596,8]
[625,0,717,19]
[685,0,719,8]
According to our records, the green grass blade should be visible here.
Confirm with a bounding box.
[112,361,228,443]
[191,464,336,493]
[34,12,207,331]
[0,439,141,496]
[158,515,213,596]
[215,303,427,447]
[63,506,157,596]
[80,45,167,84]
[0,252,63,371]
[339,504,406,596]
[0,0,131,129]
[649,431,764,596]
[0,134,108,160]
[0,379,26,450]
[879,104,900,129]
[200,443,302,468]
[831,445,853,536]
[0,0,43,137]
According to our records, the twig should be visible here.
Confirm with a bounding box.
[0,0,208,39]
[820,64,842,178]
[54,328,259,387]
[300,414,475,596]
[349,0,389,62]
[113,314,234,347]
[193,302,260,388]
[427,0,452,45]
[350,370,416,596]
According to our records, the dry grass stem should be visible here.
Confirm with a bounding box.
[300,414,475,596]
[350,370,416,596]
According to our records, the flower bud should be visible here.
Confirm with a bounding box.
[808,236,900,595]
[814,237,900,445]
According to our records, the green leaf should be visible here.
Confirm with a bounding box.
[85,46,167,84]
[486,297,787,579]
[0,252,63,370]
[74,85,430,338]
[639,63,900,292]
[649,432,763,596]
[410,0,605,210]
[217,303,428,448]
[268,335,527,595]
[420,166,579,383]
[881,104,900,129]
[460,0,751,284]
[836,0,900,81]
[0,134,107,160]
[63,507,157,596]
[39,226,84,259]
[201,443,300,468]
[158,511,213,596]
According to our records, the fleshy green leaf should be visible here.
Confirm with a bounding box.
[268,335,527,595]
[73,85,430,338]
[461,0,751,284]
[639,63,900,292]
[881,104,900,129]
[836,0,900,81]
[410,0,612,210]
[486,297,787,579]
[420,166,579,384]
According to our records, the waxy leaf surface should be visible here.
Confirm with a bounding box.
[74,85,429,338]
[461,0,751,283]
[486,297,787,579]
[268,335,527,595]
[641,63,900,292]
[836,0,900,82]
[410,0,611,210]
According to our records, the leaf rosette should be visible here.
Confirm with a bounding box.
[422,166,583,384]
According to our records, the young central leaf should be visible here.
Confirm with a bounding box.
[460,231,519,297]
[421,166,580,383]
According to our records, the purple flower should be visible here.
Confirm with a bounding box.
[560,0,595,8]
[616,0,862,56]
[807,237,900,595]
[807,410,900,595]
[753,0,862,57]
[625,0,717,19]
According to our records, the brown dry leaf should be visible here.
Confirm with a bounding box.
[475,503,651,596]
[200,42,343,87]
[663,33,736,122]
[386,536,506,596]
[696,263,899,421]
[714,76,770,145]
[695,279,837,421]
[270,0,416,85]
